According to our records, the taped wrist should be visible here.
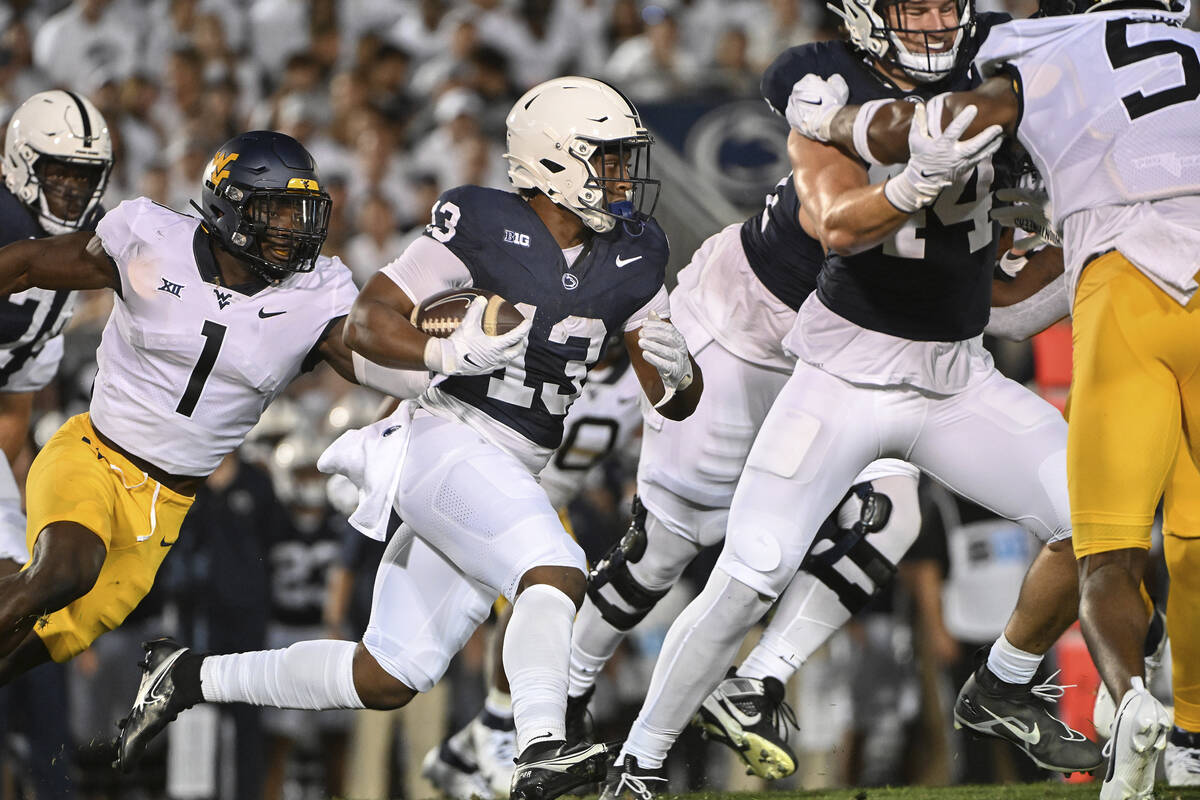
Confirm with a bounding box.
[423,337,450,373]
[852,99,893,167]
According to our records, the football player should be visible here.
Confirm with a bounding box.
[0,88,112,800]
[422,345,644,800]
[0,130,361,684]
[112,77,702,800]
[599,0,1103,794]
[0,90,113,574]
[786,1,1200,794]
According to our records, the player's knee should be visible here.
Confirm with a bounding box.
[518,565,587,609]
[584,505,683,630]
[26,523,106,607]
[351,643,416,710]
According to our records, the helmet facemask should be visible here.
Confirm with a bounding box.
[832,0,975,84]
[233,189,331,283]
[32,155,111,233]
[573,135,660,234]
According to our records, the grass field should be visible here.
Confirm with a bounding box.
[572,785,1200,800]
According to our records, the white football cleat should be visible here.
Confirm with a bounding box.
[1099,683,1170,800]
[471,712,517,797]
[1165,727,1200,787]
[1094,608,1166,740]
[421,727,494,800]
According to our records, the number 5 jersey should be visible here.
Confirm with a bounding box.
[91,197,358,476]
[975,8,1200,307]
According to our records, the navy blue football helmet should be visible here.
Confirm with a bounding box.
[192,131,331,283]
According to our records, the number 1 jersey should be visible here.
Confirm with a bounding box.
[91,197,357,476]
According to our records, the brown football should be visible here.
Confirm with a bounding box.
[410,288,525,338]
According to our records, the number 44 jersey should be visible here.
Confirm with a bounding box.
[91,197,357,476]
[393,185,669,456]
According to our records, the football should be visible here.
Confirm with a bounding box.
[410,288,525,338]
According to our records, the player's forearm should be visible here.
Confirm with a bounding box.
[0,238,42,294]
[343,296,430,371]
[816,183,911,256]
[655,356,703,421]
[0,232,114,294]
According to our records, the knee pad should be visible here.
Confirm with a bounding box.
[586,497,672,631]
[801,480,917,614]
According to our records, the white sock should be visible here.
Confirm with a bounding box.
[567,601,624,698]
[986,633,1044,685]
[622,569,771,770]
[504,584,575,754]
[483,687,514,723]
[200,640,365,709]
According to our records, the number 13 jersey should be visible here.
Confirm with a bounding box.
[384,186,669,459]
[91,197,357,476]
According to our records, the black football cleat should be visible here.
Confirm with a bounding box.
[598,754,668,800]
[954,660,1104,774]
[691,673,798,779]
[509,738,613,800]
[564,686,595,747]
[113,638,195,773]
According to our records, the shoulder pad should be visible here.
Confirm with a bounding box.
[95,197,193,264]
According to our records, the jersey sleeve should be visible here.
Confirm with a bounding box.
[760,43,833,116]
[380,235,473,304]
[418,186,494,283]
[622,285,670,332]
[95,197,161,299]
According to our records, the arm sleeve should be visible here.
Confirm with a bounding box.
[984,272,1068,342]
[351,353,431,399]
[379,235,473,305]
[622,285,670,332]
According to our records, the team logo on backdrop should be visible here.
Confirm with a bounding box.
[684,100,791,210]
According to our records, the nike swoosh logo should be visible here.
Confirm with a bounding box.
[979,705,1041,745]
[463,353,480,367]
[258,309,286,318]
[134,648,188,711]
[919,170,940,179]
[615,255,642,268]
[160,538,177,548]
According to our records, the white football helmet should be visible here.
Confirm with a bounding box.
[505,76,658,234]
[831,0,975,84]
[4,90,113,234]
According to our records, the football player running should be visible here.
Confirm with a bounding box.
[787,6,1200,790]
[600,0,1102,795]
[113,77,702,800]
[0,90,113,575]
[0,130,361,683]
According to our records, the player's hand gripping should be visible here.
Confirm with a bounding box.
[786,74,850,142]
[991,186,1061,252]
[639,311,693,407]
[423,295,531,377]
[884,104,1004,213]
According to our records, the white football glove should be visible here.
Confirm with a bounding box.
[638,312,693,408]
[786,74,850,142]
[423,295,531,377]
[990,186,1062,251]
[884,104,1004,214]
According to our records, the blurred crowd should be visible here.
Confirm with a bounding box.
[0,0,1183,799]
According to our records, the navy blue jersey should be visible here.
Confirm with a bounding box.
[268,511,343,627]
[739,175,824,311]
[761,14,1011,341]
[0,185,98,387]
[424,187,667,449]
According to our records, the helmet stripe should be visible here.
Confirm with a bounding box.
[62,90,94,147]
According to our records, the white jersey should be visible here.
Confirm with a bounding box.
[91,198,358,476]
[538,360,642,510]
[976,10,1200,305]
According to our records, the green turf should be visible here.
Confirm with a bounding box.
[567,784,1200,800]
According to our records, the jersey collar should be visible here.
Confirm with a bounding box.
[192,225,269,297]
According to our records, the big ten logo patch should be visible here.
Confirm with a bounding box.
[504,229,530,247]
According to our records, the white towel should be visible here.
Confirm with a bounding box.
[317,400,416,541]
